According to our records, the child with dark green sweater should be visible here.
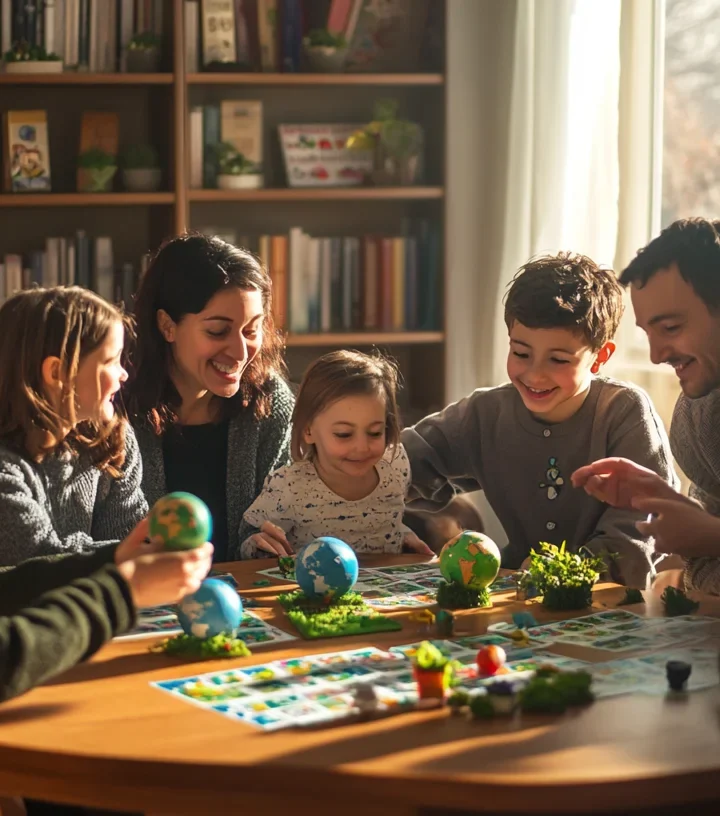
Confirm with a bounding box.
[0,520,212,702]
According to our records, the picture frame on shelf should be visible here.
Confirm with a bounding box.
[3,110,52,193]
[278,124,373,188]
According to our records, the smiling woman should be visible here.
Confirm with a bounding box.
[125,233,295,562]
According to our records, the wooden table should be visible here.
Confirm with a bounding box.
[1,557,720,816]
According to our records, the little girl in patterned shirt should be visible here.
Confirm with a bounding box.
[233,349,433,559]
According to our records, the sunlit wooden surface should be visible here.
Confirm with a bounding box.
[0,557,719,814]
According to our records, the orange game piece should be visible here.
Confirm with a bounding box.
[476,644,507,676]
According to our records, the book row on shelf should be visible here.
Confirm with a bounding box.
[0,233,145,309]
[0,0,163,72]
[185,0,431,75]
[246,219,441,334]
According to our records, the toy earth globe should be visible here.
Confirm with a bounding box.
[439,530,501,590]
[294,536,359,601]
[176,578,242,639]
[149,491,212,551]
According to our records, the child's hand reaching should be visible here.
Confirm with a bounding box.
[402,530,434,556]
[114,517,162,565]
[117,542,213,608]
[250,521,294,557]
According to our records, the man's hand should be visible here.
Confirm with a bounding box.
[118,542,214,608]
[114,517,163,565]
[571,458,686,509]
[634,496,720,558]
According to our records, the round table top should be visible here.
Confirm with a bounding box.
[0,557,719,815]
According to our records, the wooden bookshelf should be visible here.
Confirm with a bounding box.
[188,187,443,202]
[186,73,444,86]
[0,0,448,416]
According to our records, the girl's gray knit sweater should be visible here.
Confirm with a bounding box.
[0,425,148,567]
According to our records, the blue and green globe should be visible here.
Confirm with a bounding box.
[149,491,212,551]
[295,537,359,601]
[439,530,501,590]
[177,578,242,639]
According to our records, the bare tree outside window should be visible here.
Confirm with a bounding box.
[663,0,720,225]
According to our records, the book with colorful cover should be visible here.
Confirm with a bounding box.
[4,110,52,193]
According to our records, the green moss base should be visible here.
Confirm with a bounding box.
[278,589,402,639]
[152,633,252,659]
[661,586,700,616]
[541,584,593,611]
[617,588,644,606]
[436,579,491,610]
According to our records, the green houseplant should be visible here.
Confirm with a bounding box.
[77,148,117,192]
[302,28,348,73]
[346,98,423,186]
[3,40,63,73]
[121,144,161,192]
[213,141,263,190]
[126,31,161,72]
[411,641,455,700]
[522,541,607,611]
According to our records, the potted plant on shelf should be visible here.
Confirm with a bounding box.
[346,98,423,186]
[213,142,263,190]
[302,28,348,73]
[77,148,117,193]
[121,144,161,192]
[521,541,608,612]
[3,40,63,73]
[126,32,162,72]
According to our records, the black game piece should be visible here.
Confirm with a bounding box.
[666,660,692,692]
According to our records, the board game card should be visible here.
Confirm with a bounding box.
[590,633,655,652]
[369,563,438,577]
[488,575,517,593]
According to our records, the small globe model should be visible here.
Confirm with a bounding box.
[149,491,212,551]
[294,536,359,601]
[177,578,242,639]
[439,530,501,590]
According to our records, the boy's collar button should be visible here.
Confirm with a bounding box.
[543,429,551,437]
[546,521,556,531]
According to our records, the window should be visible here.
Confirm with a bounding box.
[663,0,720,225]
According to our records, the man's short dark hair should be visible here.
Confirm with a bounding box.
[504,251,624,351]
[620,217,720,309]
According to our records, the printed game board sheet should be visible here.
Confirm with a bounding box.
[117,573,296,646]
[255,563,517,609]
[153,611,720,730]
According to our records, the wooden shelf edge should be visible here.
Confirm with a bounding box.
[285,332,444,347]
[186,72,444,86]
[0,72,173,84]
[0,193,176,207]
[189,187,443,202]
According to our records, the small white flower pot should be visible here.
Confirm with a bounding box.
[5,60,64,73]
[123,168,162,192]
[217,174,263,190]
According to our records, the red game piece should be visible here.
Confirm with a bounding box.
[476,644,507,676]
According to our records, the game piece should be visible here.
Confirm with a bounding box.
[666,660,692,691]
[447,690,470,714]
[409,608,436,634]
[508,629,530,647]
[353,682,379,715]
[152,633,251,659]
[437,530,501,609]
[618,588,643,606]
[519,677,567,714]
[253,579,271,587]
[523,541,606,611]
[485,679,518,714]
[149,491,212,551]
[412,641,454,700]
[661,586,700,617]
[476,644,507,676]
[177,578,243,639]
[552,671,594,705]
[469,694,495,719]
[278,555,296,578]
[512,611,538,629]
[436,609,454,637]
[295,536,359,601]
[277,589,401,639]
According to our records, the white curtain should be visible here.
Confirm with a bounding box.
[445,0,664,541]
